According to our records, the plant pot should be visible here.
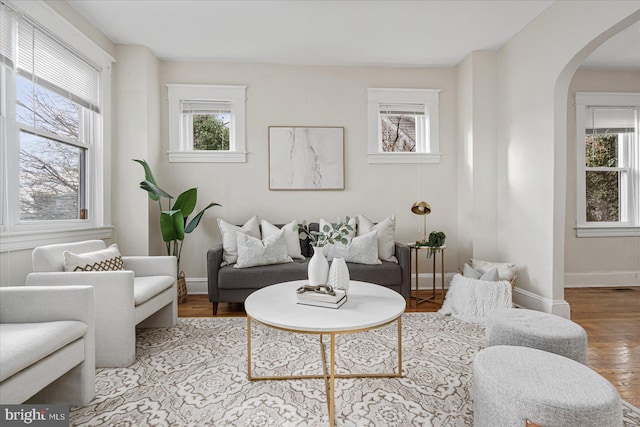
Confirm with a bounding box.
[308,245,329,285]
[177,271,187,304]
[328,257,350,293]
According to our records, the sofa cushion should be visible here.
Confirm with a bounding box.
[64,244,124,272]
[134,276,175,306]
[320,217,357,247]
[234,229,293,269]
[325,230,382,265]
[217,216,261,265]
[219,260,309,290]
[357,214,397,263]
[218,258,403,290]
[260,220,304,260]
[346,260,402,285]
[0,321,87,382]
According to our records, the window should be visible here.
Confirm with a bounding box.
[367,88,440,164]
[0,1,112,251]
[575,93,640,237]
[167,84,246,163]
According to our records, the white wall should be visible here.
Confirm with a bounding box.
[495,1,640,315]
[111,45,160,256]
[137,62,460,283]
[564,69,640,287]
[457,55,474,267]
[456,51,499,268]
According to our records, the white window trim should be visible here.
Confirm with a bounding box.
[0,0,114,252]
[167,84,247,163]
[367,88,441,164]
[575,92,640,238]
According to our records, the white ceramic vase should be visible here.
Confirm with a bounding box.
[328,257,350,293]
[308,245,329,285]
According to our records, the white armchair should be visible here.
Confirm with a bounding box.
[26,240,177,368]
[0,286,95,405]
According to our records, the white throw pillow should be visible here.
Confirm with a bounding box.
[357,214,397,263]
[319,217,357,239]
[470,258,515,282]
[234,229,293,269]
[439,274,512,321]
[319,217,357,254]
[325,230,381,265]
[64,244,124,272]
[261,219,304,260]
[217,216,261,265]
[463,263,499,282]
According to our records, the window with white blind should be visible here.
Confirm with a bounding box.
[0,1,112,251]
[367,88,440,164]
[575,93,640,237]
[167,84,246,163]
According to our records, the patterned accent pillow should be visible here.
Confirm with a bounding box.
[217,216,261,265]
[234,229,293,269]
[64,244,124,272]
[261,219,304,260]
[325,230,381,265]
[357,214,397,263]
[319,217,357,257]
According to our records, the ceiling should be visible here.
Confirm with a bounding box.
[67,0,639,69]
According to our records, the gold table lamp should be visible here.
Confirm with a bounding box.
[411,201,431,244]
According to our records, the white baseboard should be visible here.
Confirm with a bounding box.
[191,273,456,294]
[412,273,455,290]
[564,271,640,288]
[186,277,208,295]
[512,287,571,319]
[187,273,573,319]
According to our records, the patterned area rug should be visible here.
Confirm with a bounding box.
[70,314,640,426]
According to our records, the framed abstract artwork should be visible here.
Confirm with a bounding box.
[268,126,344,190]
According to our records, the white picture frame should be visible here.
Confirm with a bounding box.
[268,126,345,190]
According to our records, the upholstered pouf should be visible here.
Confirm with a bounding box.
[486,308,588,364]
[473,345,622,427]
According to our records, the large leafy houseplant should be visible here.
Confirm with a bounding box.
[134,159,220,275]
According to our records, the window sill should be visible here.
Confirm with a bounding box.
[367,152,441,164]
[575,226,640,237]
[168,151,247,163]
[0,226,113,252]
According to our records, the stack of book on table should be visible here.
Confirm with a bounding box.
[296,287,347,309]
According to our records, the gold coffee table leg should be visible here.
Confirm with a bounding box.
[320,335,330,415]
[247,317,403,427]
[247,316,252,380]
[330,334,336,426]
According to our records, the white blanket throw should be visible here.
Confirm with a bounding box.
[438,274,512,323]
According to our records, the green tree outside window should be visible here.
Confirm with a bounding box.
[193,114,229,151]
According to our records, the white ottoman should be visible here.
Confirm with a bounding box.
[473,346,622,427]
[486,308,588,364]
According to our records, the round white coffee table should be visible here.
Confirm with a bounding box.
[245,280,406,426]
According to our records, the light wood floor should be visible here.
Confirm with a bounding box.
[178,287,640,407]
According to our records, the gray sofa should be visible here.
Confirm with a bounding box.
[207,222,410,315]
